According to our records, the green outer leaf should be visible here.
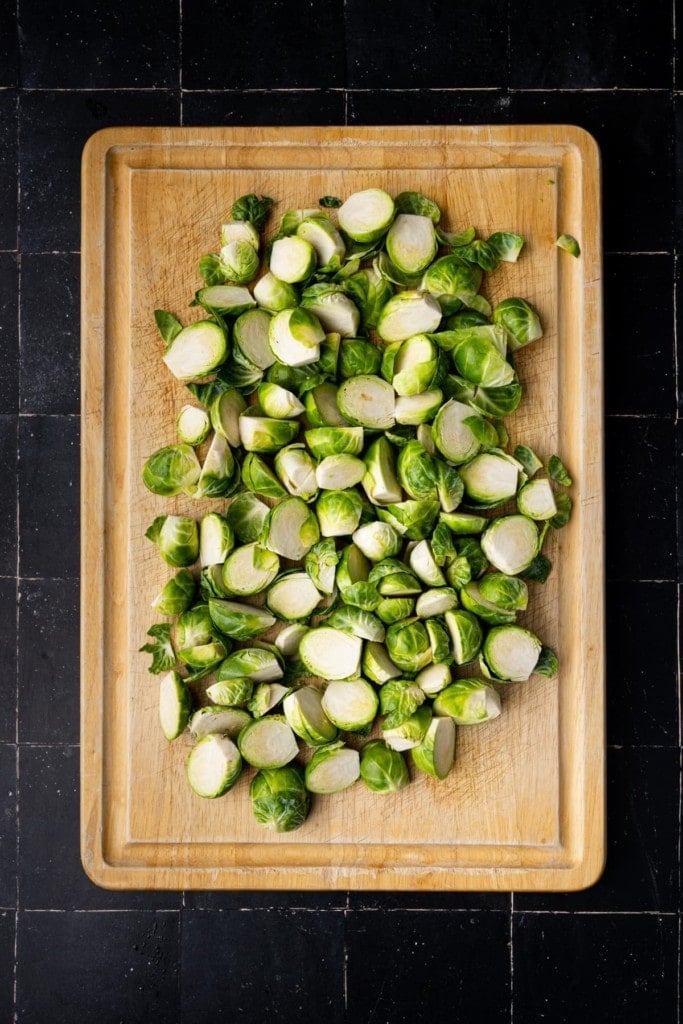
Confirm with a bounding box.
[535,645,559,677]
[231,193,274,229]
[319,196,342,208]
[548,454,573,487]
[154,309,183,346]
[140,623,176,675]
[556,233,581,257]
[550,491,572,529]
[394,190,441,223]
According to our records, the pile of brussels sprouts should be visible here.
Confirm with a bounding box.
[141,189,574,832]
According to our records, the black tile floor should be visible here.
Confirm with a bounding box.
[0,0,681,1020]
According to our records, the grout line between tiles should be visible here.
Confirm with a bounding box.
[509,892,514,1024]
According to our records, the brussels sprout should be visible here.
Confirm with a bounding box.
[352,521,402,561]
[256,382,305,420]
[142,444,201,497]
[335,375,395,430]
[299,627,362,680]
[270,236,317,283]
[335,543,370,593]
[410,716,456,779]
[321,678,379,731]
[146,515,199,567]
[283,685,339,746]
[362,641,401,684]
[159,670,191,741]
[267,571,322,621]
[380,677,426,728]
[376,597,415,624]
[460,581,517,626]
[555,233,581,257]
[305,426,364,459]
[516,478,558,520]
[173,604,214,651]
[415,662,452,695]
[275,622,310,658]
[328,605,385,641]
[249,682,289,718]
[391,335,440,397]
[493,297,543,351]
[239,716,299,769]
[209,388,247,447]
[445,555,473,589]
[301,286,360,337]
[269,307,324,366]
[315,454,365,492]
[432,400,482,465]
[219,239,260,284]
[482,625,543,682]
[195,433,240,499]
[536,646,559,677]
[304,383,349,427]
[359,740,409,793]
[305,743,360,794]
[316,488,363,537]
[189,705,251,739]
[385,619,432,673]
[271,444,317,501]
[459,451,519,506]
[433,678,502,724]
[162,320,227,381]
[426,619,452,665]
[253,272,300,313]
[221,542,280,597]
[408,540,444,587]
[303,538,340,596]
[261,497,320,560]
[444,309,488,329]
[221,219,260,251]
[187,734,242,798]
[241,453,287,500]
[199,564,230,600]
[277,208,323,236]
[343,266,394,328]
[208,599,276,640]
[338,188,395,243]
[338,337,382,378]
[151,569,196,616]
[191,285,256,317]
[376,290,442,343]
[396,441,436,501]
[521,553,553,584]
[481,515,539,575]
[439,511,488,536]
[456,537,488,579]
[422,256,483,315]
[176,405,210,446]
[250,765,310,832]
[444,608,483,664]
[378,499,441,541]
[206,675,253,708]
[382,705,432,751]
[415,587,458,618]
[362,437,402,506]
[226,493,269,545]
[386,213,438,274]
[297,215,346,266]
[394,390,444,426]
[238,410,300,453]
[450,331,515,388]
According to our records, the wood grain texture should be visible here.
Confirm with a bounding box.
[80,126,604,890]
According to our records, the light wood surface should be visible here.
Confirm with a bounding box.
[81,125,604,890]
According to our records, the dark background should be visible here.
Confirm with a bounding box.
[0,0,680,1020]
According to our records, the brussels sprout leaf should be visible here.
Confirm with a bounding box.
[548,454,573,487]
[154,309,183,347]
[139,623,176,675]
[231,193,274,229]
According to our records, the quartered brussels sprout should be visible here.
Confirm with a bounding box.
[195,434,241,499]
[304,538,340,595]
[410,716,456,779]
[362,437,402,506]
[151,569,196,616]
[283,685,339,746]
[297,216,346,267]
[433,679,502,724]
[305,426,364,460]
[274,444,318,500]
[269,307,324,366]
[238,410,300,453]
[493,297,542,350]
[382,705,432,751]
[208,599,276,640]
[187,735,242,798]
[301,286,360,337]
[159,670,192,741]
[257,381,305,419]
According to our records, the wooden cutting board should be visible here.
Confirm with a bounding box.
[80,125,604,890]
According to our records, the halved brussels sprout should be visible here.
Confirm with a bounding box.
[261,497,320,560]
[517,478,558,520]
[352,520,402,562]
[219,239,260,284]
[444,608,483,664]
[274,444,319,500]
[328,605,385,642]
[301,286,360,337]
[338,188,395,243]
[195,433,240,498]
[433,679,502,724]
[493,297,543,351]
[210,388,247,447]
[253,272,300,313]
[208,599,276,640]
[305,743,360,794]
[283,685,339,746]
[176,405,210,446]
[431,400,482,465]
[481,515,539,575]
[226,493,270,544]
[376,290,442,343]
[337,375,395,430]
[269,307,324,366]
[274,622,309,658]
[382,705,432,751]
[422,256,483,315]
[321,678,379,731]
[267,571,322,621]
[305,426,364,459]
[481,625,543,682]
[410,716,456,779]
[269,236,317,283]
[146,515,199,567]
[316,488,364,537]
[385,619,432,673]
[162,320,227,381]
[238,410,300,453]
[218,646,284,682]
[189,706,251,739]
[359,740,409,792]
[394,390,444,426]
[299,627,362,680]
[187,734,242,798]
[192,285,255,317]
[222,542,280,597]
[316,454,366,491]
[304,538,340,595]
[343,266,394,328]
[304,383,349,427]
[297,216,346,266]
[459,451,519,506]
[238,716,299,769]
[386,214,437,275]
